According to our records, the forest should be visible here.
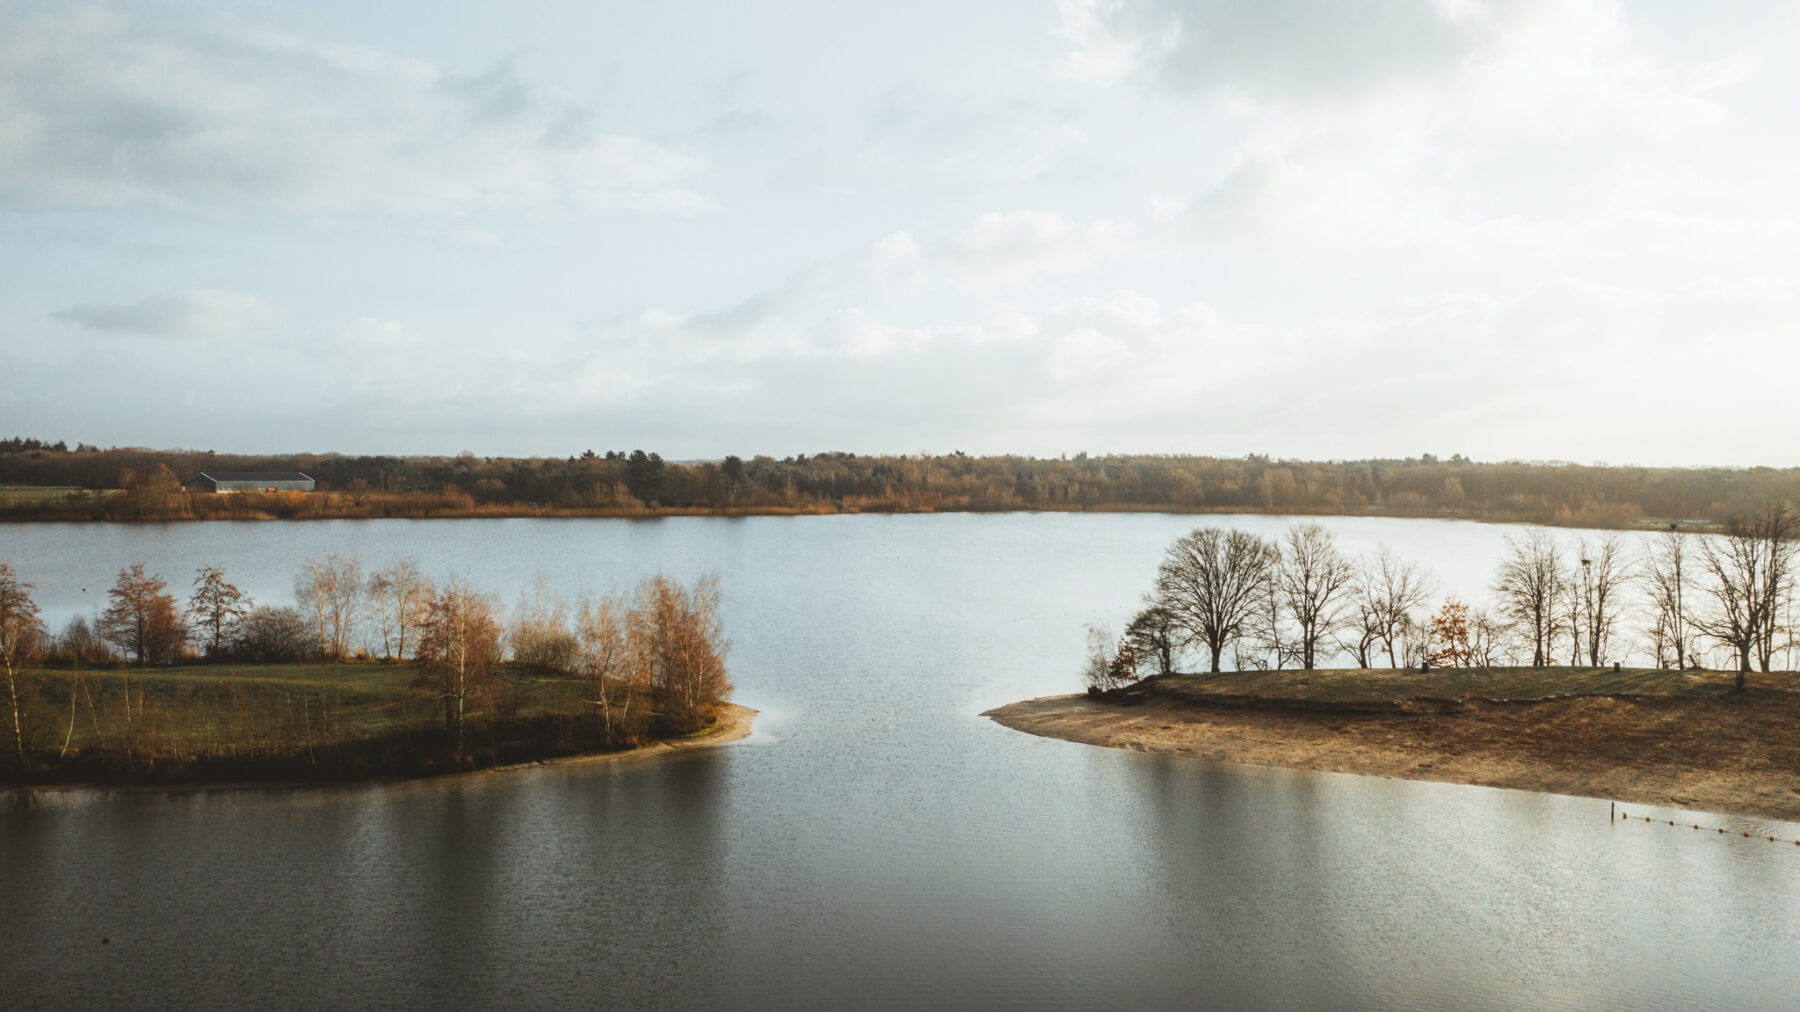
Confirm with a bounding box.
[0,555,733,784]
[4,437,1800,528]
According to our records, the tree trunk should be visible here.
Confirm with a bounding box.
[455,685,465,753]
[1209,643,1223,674]
[5,665,23,766]
[61,677,77,761]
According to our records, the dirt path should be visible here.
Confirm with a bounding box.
[985,693,1800,823]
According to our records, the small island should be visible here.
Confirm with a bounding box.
[0,658,755,788]
[986,666,1800,822]
[0,558,747,788]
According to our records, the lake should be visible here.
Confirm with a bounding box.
[2,513,1797,1007]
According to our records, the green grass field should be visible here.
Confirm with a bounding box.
[2,661,631,785]
[0,484,112,504]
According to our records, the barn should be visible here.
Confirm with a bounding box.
[187,471,316,493]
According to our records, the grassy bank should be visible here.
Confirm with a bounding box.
[0,661,742,787]
[986,666,1800,822]
[1139,665,1743,710]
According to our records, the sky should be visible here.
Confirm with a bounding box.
[3,0,1799,464]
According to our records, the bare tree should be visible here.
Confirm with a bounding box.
[0,563,45,764]
[56,615,108,665]
[188,565,249,659]
[1571,534,1634,666]
[99,564,184,665]
[1082,623,1119,692]
[1345,599,1382,669]
[576,592,640,744]
[1755,512,1798,672]
[509,581,578,672]
[1493,531,1564,667]
[1353,546,1435,668]
[1244,568,1287,671]
[415,581,504,749]
[1559,562,1585,666]
[296,553,363,660]
[1644,527,1693,669]
[1692,506,1799,688]
[1275,523,1356,670]
[1469,606,1507,667]
[366,558,430,662]
[1154,527,1277,673]
[504,582,578,720]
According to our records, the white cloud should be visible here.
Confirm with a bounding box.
[943,211,1135,291]
[30,252,1800,462]
[1109,0,1773,283]
[336,316,422,353]
[1055,0,1165,82]
[560,272,1800,462]
[0,7,709,216]
[444,228,505,249]
[854,87,1096,190]
[9,1,1800,464]
[53,289,283,338]
[868,231,926,291]
[1066,0,1482,101]
[862,211,1141,296]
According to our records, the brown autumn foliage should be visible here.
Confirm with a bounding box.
[1427,599,1476,668]
[414,581,504,751]
[2,555,736,783]
[635,574,732,731]
[0,562,46,765]
[5,438,1799,530]
[98,564,185,665]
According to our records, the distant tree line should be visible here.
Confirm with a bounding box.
[6,438,1800,529]
[1086,507,1800,693]
[0,557,731,775]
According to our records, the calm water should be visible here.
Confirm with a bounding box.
[1,514,1797,1008]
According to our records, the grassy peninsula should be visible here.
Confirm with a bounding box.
[0,556,744,788]
[0,661,752,788]
[986,666,1800,822]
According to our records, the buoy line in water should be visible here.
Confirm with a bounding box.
[1612,801,1800,848]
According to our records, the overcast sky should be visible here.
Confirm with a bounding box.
[3,1,1798,463]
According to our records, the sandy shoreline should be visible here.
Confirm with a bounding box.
[4,703,757,796]
[477,702,758,777]
[985,693,1800,823]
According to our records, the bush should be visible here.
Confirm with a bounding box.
[1082,623,1140,694]
[234,606,312,662]
[51,615,111,665]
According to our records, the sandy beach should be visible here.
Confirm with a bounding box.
[479,702,758,776]
[986,683,1800,823]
